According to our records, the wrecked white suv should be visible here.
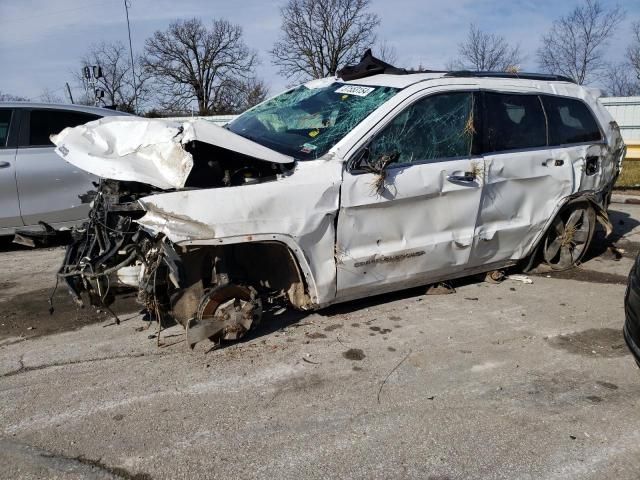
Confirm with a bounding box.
[53,52,625,347]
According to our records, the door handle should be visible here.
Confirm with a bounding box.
[0,161,10,169]
[543,159,564,167]
[447,172,475,183]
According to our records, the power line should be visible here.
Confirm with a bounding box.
[124,0,138,114]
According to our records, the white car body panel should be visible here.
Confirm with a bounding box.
[137,160,342,305]
[0,147,20,231]
[52,117,294,190]
[336,157,484,301]
[474,147,574,266]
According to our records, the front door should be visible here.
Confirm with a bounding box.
[472,91,574,266]
[0,108,22,230]
[336,91,484,300]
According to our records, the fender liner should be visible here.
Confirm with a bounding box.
[176,234,319,309]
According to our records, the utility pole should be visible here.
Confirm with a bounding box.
[124,0,138,114]
[65,82,74,104]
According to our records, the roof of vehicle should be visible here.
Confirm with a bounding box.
[332,49,579,91]
[340,72,448,89]
[0,102,130,116]
[335,71,579,89]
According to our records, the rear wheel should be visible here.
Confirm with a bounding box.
[543,203,595,271]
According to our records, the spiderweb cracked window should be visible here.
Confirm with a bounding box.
[369,92,475,166]
[227,83,398,160]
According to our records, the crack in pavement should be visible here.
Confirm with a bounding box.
[41,453,154,480]
[0,436,152,479]
[0,337,28,348]
[0,351,177,379]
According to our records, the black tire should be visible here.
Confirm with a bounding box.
[542,202,596,271]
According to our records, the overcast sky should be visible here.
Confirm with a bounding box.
[0,0,638,102]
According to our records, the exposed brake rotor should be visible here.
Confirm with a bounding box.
[186,284,262,349]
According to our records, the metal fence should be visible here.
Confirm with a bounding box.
[601,97,640,161]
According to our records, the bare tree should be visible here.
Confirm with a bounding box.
[237,78,269,111]
[629,21,640,82]
[604,22,640,97]
[38,88,65,104]
[604,63,639,96]
[215,77,269,114]
[75,41,149,112]
[143,18,258,115]
[537,0,624,84]
[0,91,29,101]
[271,0,380,81]
[451,24,522,71]
[376,40,398,65]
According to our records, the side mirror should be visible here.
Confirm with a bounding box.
[365,151,399,174]
[352,146,371,171]
[352,147,399,173]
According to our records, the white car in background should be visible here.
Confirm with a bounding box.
[0,103,125,236]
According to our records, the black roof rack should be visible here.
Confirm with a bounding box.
[337,49,448,81]
[337,49,408,81]
[337,50,577,84]
[445,70,576,83]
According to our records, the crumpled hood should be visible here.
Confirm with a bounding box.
[51,116,294,190]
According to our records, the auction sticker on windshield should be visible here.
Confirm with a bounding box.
[335,85,375,97]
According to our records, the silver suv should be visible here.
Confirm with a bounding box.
[0,103,125,235]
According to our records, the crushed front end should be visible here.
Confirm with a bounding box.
[58,179,174,320]
[58,178,270,348]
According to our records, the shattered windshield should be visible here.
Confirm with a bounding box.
[227,83,399,160]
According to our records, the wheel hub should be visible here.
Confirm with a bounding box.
[186,284,262,348]
[561,224,576,247]
[543,205,595,271]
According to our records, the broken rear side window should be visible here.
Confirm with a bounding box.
[227,83,398,160]
[368,92,476,166]
[541,95,602,145]
[482,92,547,153]
[0,109,12,147]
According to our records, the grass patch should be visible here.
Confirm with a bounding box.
[616,160,640,188]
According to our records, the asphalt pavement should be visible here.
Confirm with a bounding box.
[1,204,640,479]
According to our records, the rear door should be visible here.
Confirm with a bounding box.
[472,91,574,265]
[540,95,606,193]
[336,91,484,300]
[16,108,100,227]
[0,108,22,230]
